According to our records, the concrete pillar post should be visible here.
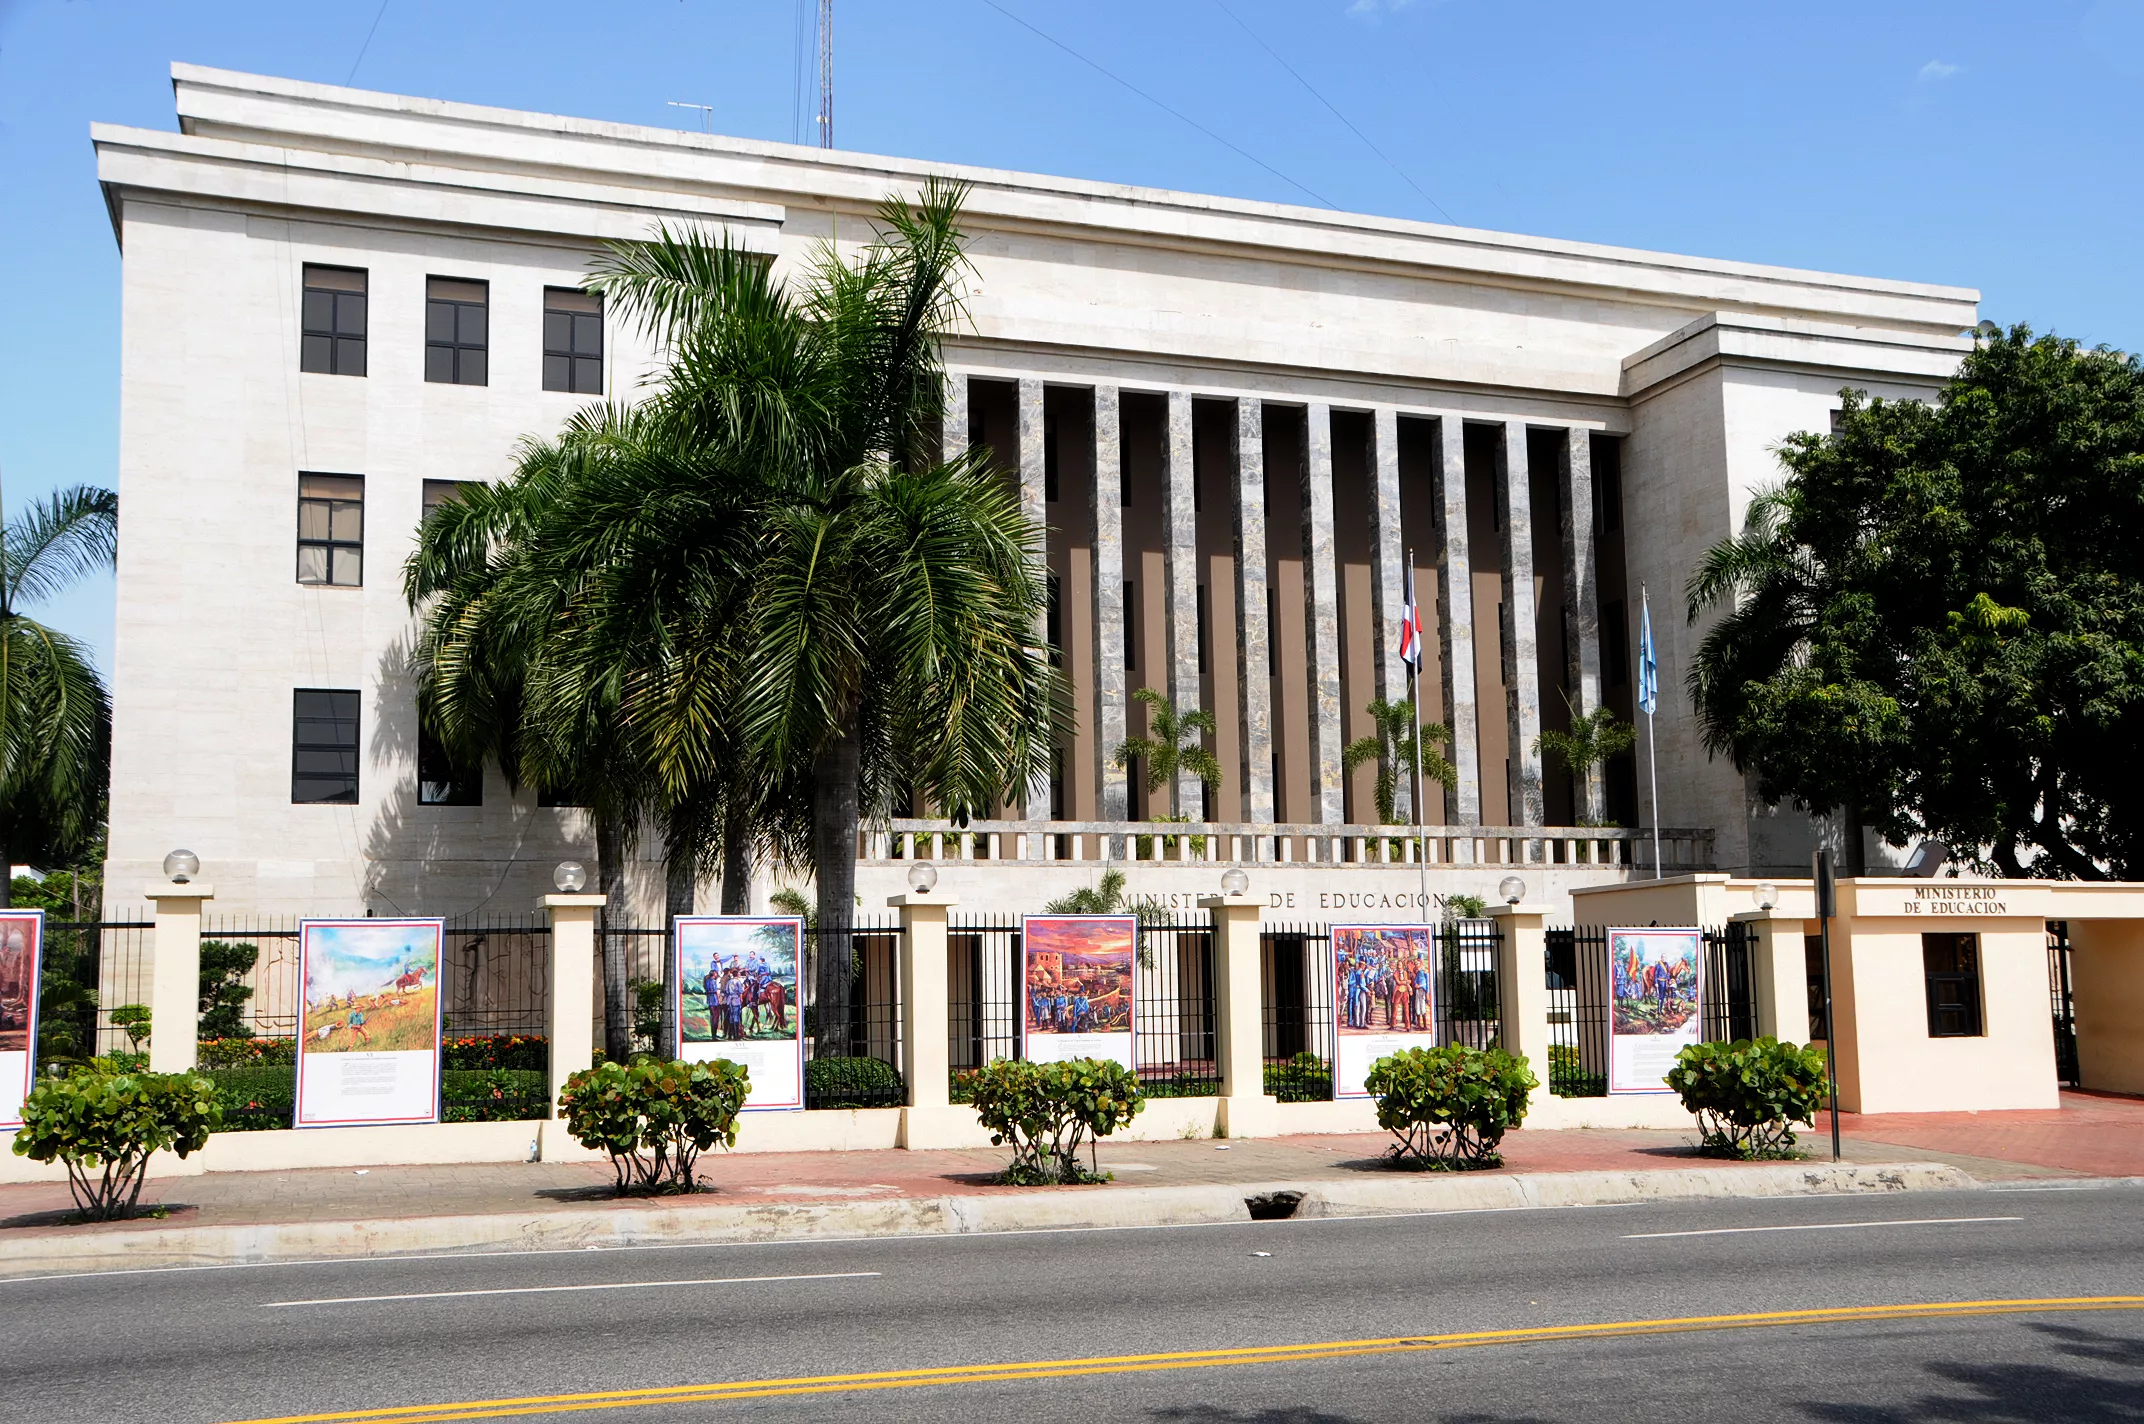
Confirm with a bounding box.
[1736,909,1813,1044]
[1163,389,1204,818]
[1302,403,1347,826]
[942,370,969,463]
[542,893,605,1116]
[146,882,214,1072]
[1500,421,1545,830]
[1019,378,1051,851]
[1435,417,1482,828]
[1092,385,1129,843]
[1201,892,1273,1138]
[1233,397,1276,829]
[1490,901,1552,1112]
[1369,407,1410,820]
[892,891,967,1147]
[1559,428,1605,821]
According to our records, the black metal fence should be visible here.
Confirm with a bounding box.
[32,918,154,1060]
[2048,921,2080,1088]
[1545,924,1756,1098]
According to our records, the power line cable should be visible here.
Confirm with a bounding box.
[1210,0,1456,225]
[975,0,1333,209]
[346,0,390,86]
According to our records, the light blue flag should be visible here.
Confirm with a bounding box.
[1637,587,1659,716]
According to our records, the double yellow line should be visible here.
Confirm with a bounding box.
[229,1295,2144,1423]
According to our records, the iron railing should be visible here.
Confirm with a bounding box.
[34,918,154,1060]
[2048,921,2079,1088]
[1545,924,1755,1098]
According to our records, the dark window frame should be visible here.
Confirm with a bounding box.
[292,689,361,805]
[417,715,482,807]
[296,473,364,588]
[542,288,604,394]
[1923,933,1986,1038]
[425,276,489,386]
[300,265,368,377]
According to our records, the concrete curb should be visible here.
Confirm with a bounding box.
[0,1162,1982,1279]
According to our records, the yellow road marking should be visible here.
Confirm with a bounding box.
[226,1295,2144,1424]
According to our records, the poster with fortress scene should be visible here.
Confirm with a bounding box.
[1608,928,1703,1094]
[0,911,44,1129]
[1332,924,1438,1099]
[295,919,443,1127]
[675,917,804,1110]
[1021,916,1136,1070]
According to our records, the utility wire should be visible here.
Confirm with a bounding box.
[976,0,1333,209]
[346,0,390,86]
[1211,0,1457,225]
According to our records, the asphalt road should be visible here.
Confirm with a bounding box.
[5,1183,2141,1423]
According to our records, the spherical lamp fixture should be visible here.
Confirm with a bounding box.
[1498,874,1526,906]
[553,860,588,893]
[1220,867,1250,896]
[1755,882,1778,911]
[163,849,200,884]
[907,862,939,895]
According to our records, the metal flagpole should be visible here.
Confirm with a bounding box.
[1404,550,1429,920]
[1639,584,1662,879]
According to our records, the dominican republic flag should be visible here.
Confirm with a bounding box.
[1398,564,1424,669]
[1637,586,1659,716]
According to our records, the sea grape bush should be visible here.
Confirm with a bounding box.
[1366,1044,1536,1170]
[559,1058,748,1195]
[1665,1037,1828,1159]
[13,1061,222,1220]
[967,1057,1144,1185]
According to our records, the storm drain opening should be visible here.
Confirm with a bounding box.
[1244,1191,1304,1221]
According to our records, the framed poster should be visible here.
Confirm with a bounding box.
[1020,915,1136,1070]
[1332,924,1438,1099]
[0,910,44,1130]
[675,916,804,1111]
[295,918,444,1127]
[1607,927,1703,1094]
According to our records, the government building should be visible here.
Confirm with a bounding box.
[94,65,1979,921]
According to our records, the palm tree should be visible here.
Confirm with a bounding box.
[1111,687,1221,819]
[1342,697,1455,825]
[1533,699,1637,825]
[0,486,116,906]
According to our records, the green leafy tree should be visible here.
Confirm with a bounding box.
[0,487,115,905]
[1342,697,1456,824]
[1112,688,1221,819]
[108,1004,151,1053]
[1687,326,2144,877]
[1533,701,1637,826]
[13,1062,221,1220]
[966,1055,1144,1185]
[197,939,258,1042]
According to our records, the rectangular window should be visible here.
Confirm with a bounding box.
[417,716,481,807]
[1124,581,1137,670]
[300,265,368,376]
[542,288,604,394]
[292,689,360,804]
[1267,586,1278,675]
[425,277,488,385]
[1923,933,1985,1037]
[1044,413,1060,504]
[296,474,364,587]
[1120,442,1132,507]
[1604,599,1629,686]
[421,479,475,523]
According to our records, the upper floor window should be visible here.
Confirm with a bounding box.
[543,288,604,394]
[292,689,361,805]
[425,278,488,386]
[297,473,364,587]
[418,715,482,807]
[421,479,475,523]
[301,265,367,376]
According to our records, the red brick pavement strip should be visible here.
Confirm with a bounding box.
[1838,1088,2144,1181]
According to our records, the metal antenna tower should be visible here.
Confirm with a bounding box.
[814,0,834,148]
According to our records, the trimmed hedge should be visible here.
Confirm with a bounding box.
[804,1056,904,1109]
[202,1065,548,1130]
[1265,1051,1333,1103]
[444,1034,547,1072]
[197,1037,296,1068]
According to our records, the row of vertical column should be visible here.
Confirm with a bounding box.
[945,372,1609,830]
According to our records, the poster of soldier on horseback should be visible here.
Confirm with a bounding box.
[675,916,804,1110]
[1607,927,1703,1094]
[295,918,444,1127]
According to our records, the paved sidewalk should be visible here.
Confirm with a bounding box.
[1,1089,2131,1241]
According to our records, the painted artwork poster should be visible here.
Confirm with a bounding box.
[295,919,443,1127]
[0,911,44,1130]
[1332,924,1438,1099]
[675,917,804,1111]
[1607,927,1703,1094]
[1020,915,1136,1069]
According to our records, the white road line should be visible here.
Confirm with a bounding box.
[260,1270,879,1308]
[1624,1216,2021,1240]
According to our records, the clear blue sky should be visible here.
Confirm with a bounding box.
[5,0,2141,674]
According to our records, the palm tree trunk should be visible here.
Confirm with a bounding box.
[596,815,631,1061]
[662,847,694,1057]
[718,810,753,915]
[811,708,862,1060]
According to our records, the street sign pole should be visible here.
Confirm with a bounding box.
[1814,848,1841,1162]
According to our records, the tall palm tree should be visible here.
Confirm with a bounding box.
[1112,688,1222,819]
[1342,697,1456,825]
[0,486,116,907]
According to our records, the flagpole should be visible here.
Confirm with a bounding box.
[1404,550,1429,921]
[1641,584,1663,880]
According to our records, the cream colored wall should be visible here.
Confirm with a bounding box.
[1831,918,2058,1113]
[2068,920,2144,1096]
[1567,875,1818,926]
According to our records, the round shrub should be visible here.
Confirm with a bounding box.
[13,1061,223,1219]
[1665,1036,1828,1159]
[559,1057,749,1195]
[1365,1044,1537,1170]
[197,1036,297,1068]
[968,1056,1144,1185]
[804,1056,904,1109]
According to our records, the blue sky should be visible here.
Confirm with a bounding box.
[4,1,2140,673]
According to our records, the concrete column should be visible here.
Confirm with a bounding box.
[942,370,969,463]
[1233,398,1276,828]
[1020,378,1051,851]
[542,893,605,1120]
[146,883,214,1072]
[1301,404,1347,826]
[1559,428,1605,821]
[1163,390,1204,818]
[1091,385,1130,843]
[1500,421,1545,829]
[1490,901,1552,1113]
[1368,408,1411,822]
[1737,909,1812,1044]
[893,891,975,1148]
[1202,892,1275,1137]
[1435,418,1482,825]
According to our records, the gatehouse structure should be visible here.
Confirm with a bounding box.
[92,64,1982,923]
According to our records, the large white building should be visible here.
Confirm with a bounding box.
[93,65,1978,921]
